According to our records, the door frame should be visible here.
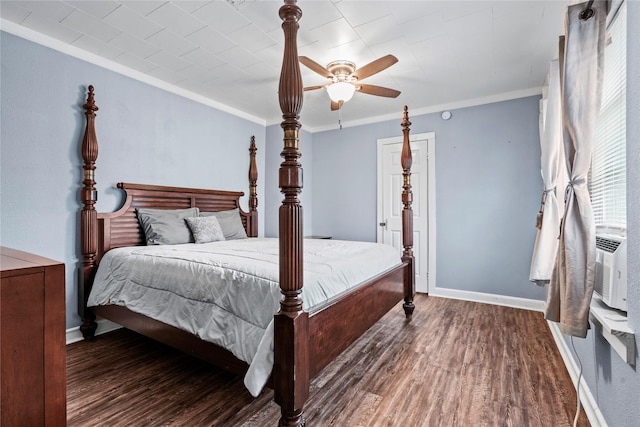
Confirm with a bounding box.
[376,132,436,293]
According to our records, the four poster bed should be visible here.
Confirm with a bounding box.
[78,1,415,425]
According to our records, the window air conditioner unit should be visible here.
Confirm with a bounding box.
[594,234,627,311]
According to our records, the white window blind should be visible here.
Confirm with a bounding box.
[590,1,626,228]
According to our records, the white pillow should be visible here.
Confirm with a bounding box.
[185,216,226,244]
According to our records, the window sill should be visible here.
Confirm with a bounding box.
[590,295,635,365]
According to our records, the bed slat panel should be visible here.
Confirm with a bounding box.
[131,197,192,209]
[195,198,239,212]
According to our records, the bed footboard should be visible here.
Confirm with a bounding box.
[274,2,415,425]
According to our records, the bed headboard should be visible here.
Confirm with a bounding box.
[79,85,258,333]
[80,86,258,264]
[96,183,257,261]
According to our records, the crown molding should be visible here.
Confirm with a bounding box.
[1,19,266,127]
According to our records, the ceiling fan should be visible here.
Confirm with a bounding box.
[299,54,401,111]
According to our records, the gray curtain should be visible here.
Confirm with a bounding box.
[545,1,605,338]
[530,58,566,285]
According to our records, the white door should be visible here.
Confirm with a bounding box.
[377,132,435,293]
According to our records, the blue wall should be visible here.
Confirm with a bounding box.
[297,96,545,302]
[433,99,542,299]
[0,32,265,329]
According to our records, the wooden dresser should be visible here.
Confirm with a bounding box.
[1,247,66,426]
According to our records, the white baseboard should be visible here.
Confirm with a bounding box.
[428,286,546,312]
[66,319,122,345]
[548,322,608,427]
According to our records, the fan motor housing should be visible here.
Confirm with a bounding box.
[327,60,356,81]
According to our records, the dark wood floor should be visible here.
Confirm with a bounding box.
[67,295,589,426]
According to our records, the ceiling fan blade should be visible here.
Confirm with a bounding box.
[357,84,401,98]
[304,85,327,91]
[330,100,343,111]
[299,56,333,79]
[352,54,398,81]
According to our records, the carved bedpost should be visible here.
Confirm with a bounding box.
[274,1,309,426]
[79,85,99,339]
[401,106,416,320]
[248,136,259,237]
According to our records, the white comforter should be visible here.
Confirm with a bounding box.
[88,237,401,396]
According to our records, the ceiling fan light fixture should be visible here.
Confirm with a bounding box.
[326,81,355,103]
[299,54,399,110]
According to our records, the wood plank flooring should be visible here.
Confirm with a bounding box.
[66,295,589,426]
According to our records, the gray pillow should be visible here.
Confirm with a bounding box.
[200,208,248,240]
[185,216,226,244]
[136,207,199,245]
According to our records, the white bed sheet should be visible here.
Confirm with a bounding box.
[88,237,401,396]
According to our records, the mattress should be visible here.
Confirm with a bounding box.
[88,237,401,396]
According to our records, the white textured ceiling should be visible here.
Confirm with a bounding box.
[0,1,572,131]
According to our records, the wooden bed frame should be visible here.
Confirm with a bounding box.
[79,1,415,425]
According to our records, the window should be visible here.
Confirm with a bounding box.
[590,1,627,229]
